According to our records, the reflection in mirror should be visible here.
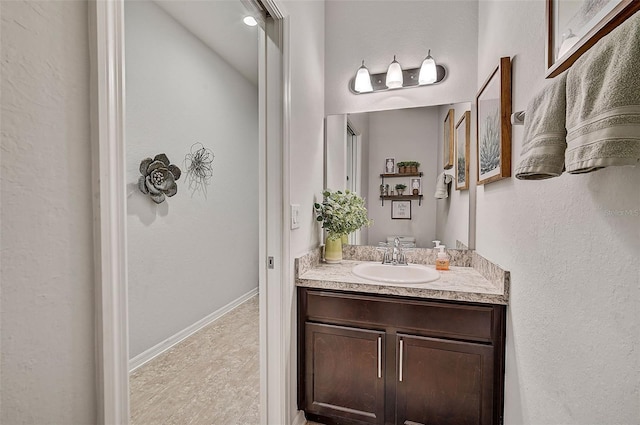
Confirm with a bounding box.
[326,103,474,249]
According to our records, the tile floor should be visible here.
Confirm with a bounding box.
[130,295,259,424]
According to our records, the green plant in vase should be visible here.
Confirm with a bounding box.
[406,161,420,173]
[396,161,407,174]
[314,189,372,263]
[395,184,407,195]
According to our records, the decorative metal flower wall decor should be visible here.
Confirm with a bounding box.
[138,153,182,204]
[184,142,214,196]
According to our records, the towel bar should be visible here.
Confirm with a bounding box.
[511,111,525,125]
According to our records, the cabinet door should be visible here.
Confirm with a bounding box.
[396,334,495,425]
[305,322,385,424]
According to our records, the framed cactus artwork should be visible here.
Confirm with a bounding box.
[476,57,511,185]
[455,111,471,191]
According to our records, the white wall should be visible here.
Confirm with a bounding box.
[325,0,478,115]
[0,1,96,423]
[347,112,370,245]
[366,108,440,248]
[476,2,640,424]
[436,102,472,249]
[284,0,326,422]
[325,114,347,191]
[125,1,258,358]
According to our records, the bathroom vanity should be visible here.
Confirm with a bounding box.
[296,248,509,425]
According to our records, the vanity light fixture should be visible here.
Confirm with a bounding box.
[349,50,447,95]
[243,16,258,26]
[354,60,373,93]
[557,28,579,58]
[385,55,404,89]
[418,50,437,84]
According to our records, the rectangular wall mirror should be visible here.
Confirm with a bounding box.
[325,103,475,250]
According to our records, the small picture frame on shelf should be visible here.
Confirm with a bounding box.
[410,178,421,195]
[391,200,411,220]
[384,157,395,174]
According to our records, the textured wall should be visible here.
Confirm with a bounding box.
[476,2,640,423]
[288,0,326,259]
[325,0,478,115]
[0,1,96,423]
[125,1,259,358]
[284,1,325,422]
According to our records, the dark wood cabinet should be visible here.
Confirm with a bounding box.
[396,334,494,425]
[304,323,385,424]
[298,288,506,425]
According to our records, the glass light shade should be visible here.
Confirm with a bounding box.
[557,29,578,59]
[354,61,373,93]
[385,55,403,89]
[419,50,437,85]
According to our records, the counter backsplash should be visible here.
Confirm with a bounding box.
[341,245,472,267]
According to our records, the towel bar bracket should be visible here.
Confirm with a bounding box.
[511,111,525,125]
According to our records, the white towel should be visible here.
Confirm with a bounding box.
[515,72,567,180]
[434,172,452,199]
[565,10,640,173]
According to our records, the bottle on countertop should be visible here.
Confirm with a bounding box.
[435,245,450,271]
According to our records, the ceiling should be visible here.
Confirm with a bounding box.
[155,0,259,85]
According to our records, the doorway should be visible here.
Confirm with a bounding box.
[124,0,261,422]
[90,0,289,423]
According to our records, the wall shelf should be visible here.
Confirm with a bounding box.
[380,172,423,178]
[379,195,423,206]
[379,172,424,206]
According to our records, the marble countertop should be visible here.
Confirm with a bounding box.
[296,259,508,305]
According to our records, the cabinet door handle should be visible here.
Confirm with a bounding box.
[399,339,404,382]
[377,336,382,378]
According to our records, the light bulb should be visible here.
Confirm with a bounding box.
[558,29,579,58]
[354,60,373,93]
[385,55,403,89]
[419,50,437,85]
[243,16,258,26]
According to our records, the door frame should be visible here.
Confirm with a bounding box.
[89,1,291,424]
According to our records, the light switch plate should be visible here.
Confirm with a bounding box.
[290,204,300,229]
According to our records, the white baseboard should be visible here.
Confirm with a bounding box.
[129,287,259,372]
[292,410,307,425]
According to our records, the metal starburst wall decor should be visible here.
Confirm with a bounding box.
[184,142,214,196]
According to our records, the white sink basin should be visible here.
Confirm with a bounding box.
[352,263,440,285]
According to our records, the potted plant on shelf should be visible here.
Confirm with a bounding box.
[395,184,407,195]
[397,162,407,174]
[408,161,420,173]
[314,189,372,263]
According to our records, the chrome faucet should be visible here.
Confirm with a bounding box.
[380,237,407,265]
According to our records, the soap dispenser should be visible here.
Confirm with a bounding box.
[435,245,450,271]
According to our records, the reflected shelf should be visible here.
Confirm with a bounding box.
[379,194,423,206]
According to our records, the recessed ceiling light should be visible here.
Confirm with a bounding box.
[243,16,258,27]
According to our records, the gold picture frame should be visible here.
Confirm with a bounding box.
[443,109,455,170]
[476,57,512,185]
[546,0,640,78]
[455,111,471,191]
